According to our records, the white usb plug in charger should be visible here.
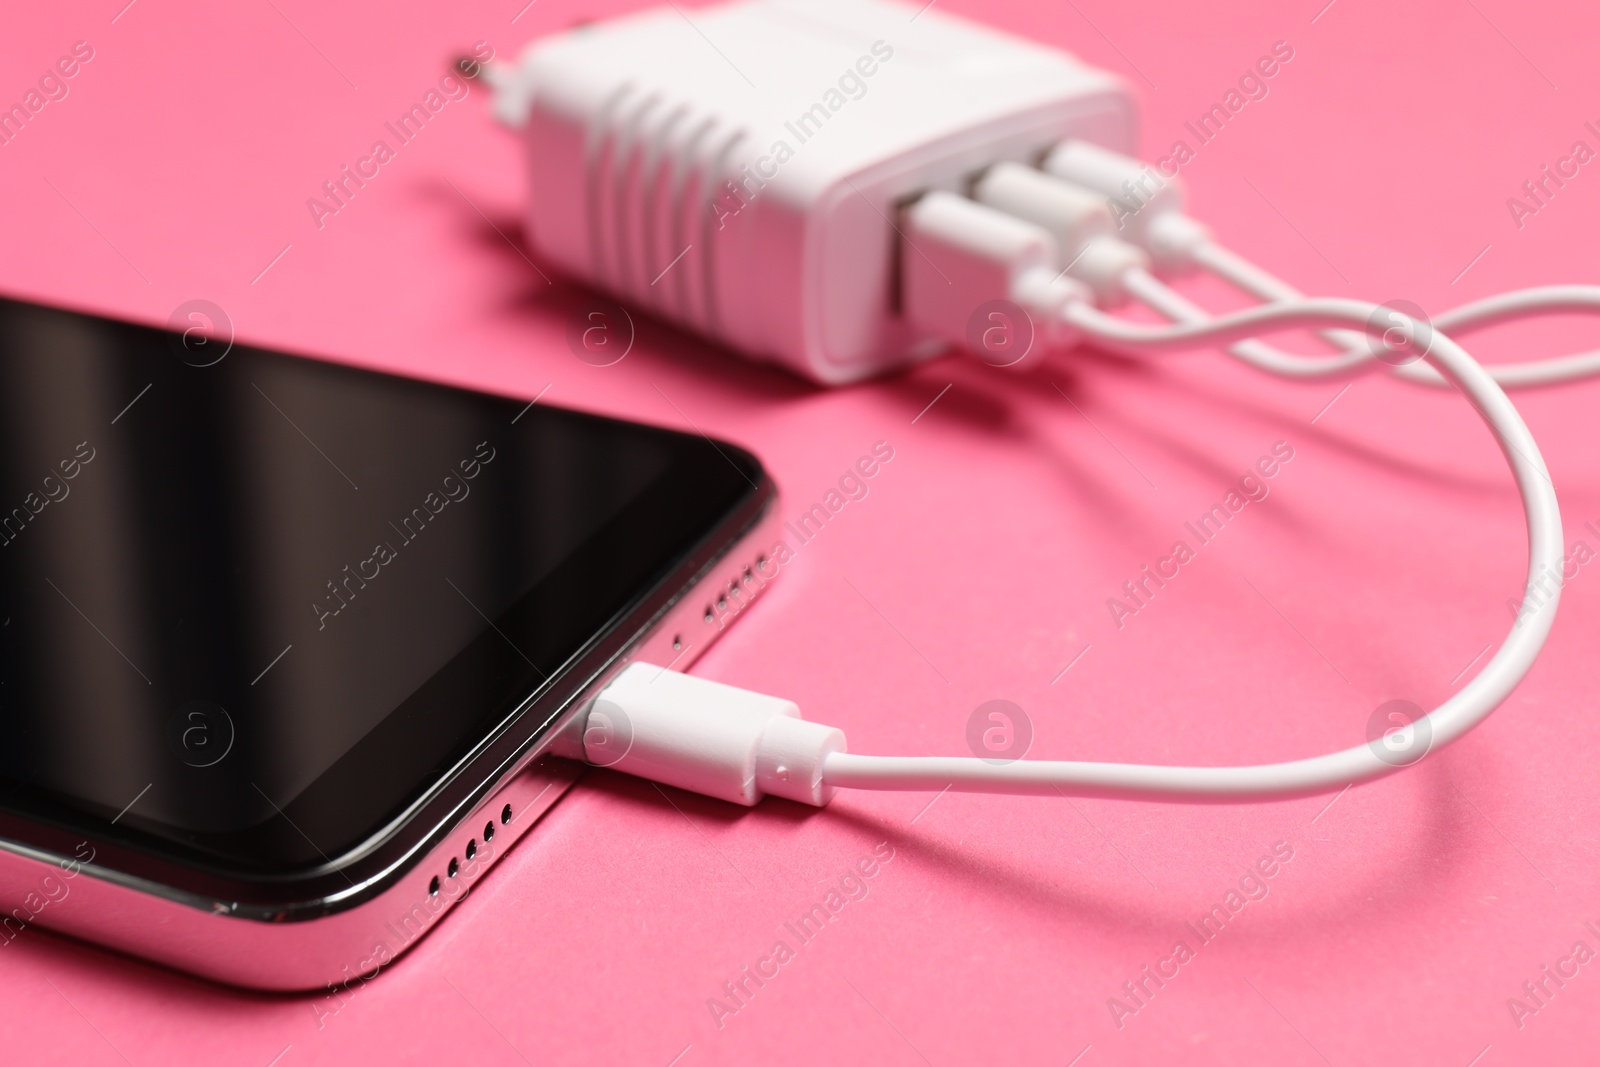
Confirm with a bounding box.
[487,0,1134,382]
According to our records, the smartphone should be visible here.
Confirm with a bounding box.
[0,295,779,990]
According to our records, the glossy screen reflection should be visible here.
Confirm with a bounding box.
[0,297,755,869]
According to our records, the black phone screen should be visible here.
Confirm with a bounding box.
[0,296,764,874]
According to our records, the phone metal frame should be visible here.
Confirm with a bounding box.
[0,472,782,990]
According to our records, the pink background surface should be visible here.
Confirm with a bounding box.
[3,0,1600,1063]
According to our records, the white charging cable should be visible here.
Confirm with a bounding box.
[965,161,1379,380]
[833,278,1568,799]
[1120,266,1378,380]
[1194,246,1600,389]
[1038,139,1600,389]
[582,204,1562,806]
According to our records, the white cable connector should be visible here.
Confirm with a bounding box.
[1023,140,1600,390]
[1042,141,1210,273]
[583,663,844,806]
[901,192,1088,368]
[971,163,1148,304]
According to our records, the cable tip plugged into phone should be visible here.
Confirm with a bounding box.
[582,664,845,807]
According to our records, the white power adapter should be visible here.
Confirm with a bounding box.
[490,0,1135,382]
